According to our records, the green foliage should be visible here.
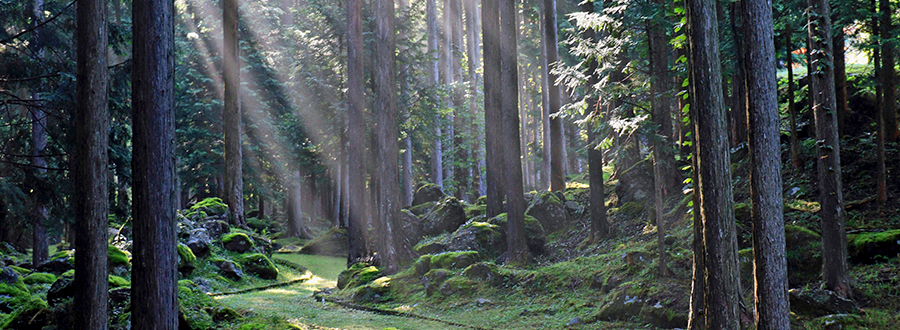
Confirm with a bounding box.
[23,272,57,285]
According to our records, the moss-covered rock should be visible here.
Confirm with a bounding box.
[412,255,433,276]
[618,201,644,216]
[421,197,468,237]
[430,251,479,270]
[23,272,57,285]
[526,191,569,233]
[413,233,450,255]
[592,287,687,329]
[407,202,435,217]
[177,243,197,275]
[448,221,503,254]
[188,197,229,218]
[439,276,480,296]
[847,229,900,263]
[108,244,130,267]
[178,279,238,330]
[784,225,821,286]
[412,183,444,206]
[301,227,349,257]
[352,276,392,303]
[108,275,131,288]
[238,253,279,280]
[487,213,547,255]
[337,263,382,290]
[222,231,255,253]
[421,268,450,296]
[0,295,49,329]
[462,262,506,286]
[211,259,243,280]
[789,288,859,317]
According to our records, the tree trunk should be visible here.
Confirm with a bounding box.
[347,0,368,264]
[132,0,178,326]
[580,0,608,244]
[808,0,850,298]
[729,1,748,147]
[258,194,266,219]
[648,0,678,195]
[500,0,527,265]
[687,0,741,326]
[833,31,847,137]
[542,0,564,191]
[539,12,551,191]
[876,49,888,208]
[74,0,109,327]
[483,0,504,218]
[452,0,468,200]
[465,0,484,199]
[427,0,444,187]
[881,0,898,143]
[223,0,245,227]
[375,0,402,273]
[29,0,49,266]
[287,172,312,239]
[785,31,801,171]
[742,0,790,326]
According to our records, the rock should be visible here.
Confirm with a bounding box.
[564,201,583,215]
[186,228,212,258]
[448,222,503,254]
[301,227,349,257]
[0,266,21,285]
[414,238,448,255]
[23,272,57,285]
[399,209,424,245]
[413,255,432,276]
[352,277,391,303]
[623,251,651,268]
[47,273,74,305]
[475,298,493,306]
[407,202,436,217]
[847,229,900,263]
[615,159,654,204]
[222,232,254,253]
[109,287,131,306]
[526,192,570,233]
[430,251,479,270]
[212,259,243,280]
[566,317,583,326]
[462,262,506,286]
[177,244,197,274]
[487,213,546,255]
[412,183,444,206]
[2,303,50,329]
[35,258,73,275]
[789,289,859,317]
[439,276,479,296]
[337,263,381,290]
[421,197,468,237]
[422,269,450,296]
[188,197,229,218]
[785,225,822,286]
[238,253,278,280]
[595,288,687,329]
[201,218,231,238]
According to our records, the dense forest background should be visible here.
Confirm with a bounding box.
[1,0,899,328]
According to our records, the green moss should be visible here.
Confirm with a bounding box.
[61,269,75,278]
[848,229,900,262]
[430,251,479,269]
[178,280,217,330]
[0,273,28,297]
[407,202,435,216]
[412,254,433,276]
[238,253,279,280]
[51,249,74,261]
[23,272,57,285]
[108,244,130,266]
[108,275,131,288]
[8,265,30,275]
[439,276,480,296]
[177,243,197,264]
[337,263,382,289]
[190,197,229,217]
[413,232,450,254]
[618,202,644,216]
[222,232,255,246]
[464,204,486,219]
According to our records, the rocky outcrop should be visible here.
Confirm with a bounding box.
[789,289,859,317]
[421,197,468,237]
[526,192,569,233]
[412,183,444,206]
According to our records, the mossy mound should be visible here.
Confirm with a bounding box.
[784,225,822,286]
[23,272,57,285]
[238,253,279,280]
[438,276,480,296]
[421,197,468,237]
[337,263,381,290]
[352,276,392,303]
[413,233,450,255]
[178,280,240,330]
[407,202,435,217]
[222,231,255,253]
[177,243,197,274]
[526,191,569,233]
[301,227,349,257]
[188,197,229,218]
[108,245,131,267]
[412,183,444,206]
[430,251,479,270]
[462,262,508,286]
[487,213,547,255]
[848,229,900,263]
[448,221,503,254]
[618,201,644,216]
[246,216,280,234]
[108,275,130,288]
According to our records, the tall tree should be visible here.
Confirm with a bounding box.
[427,0,444,187]
[687,0,741,326]
[808,0,850,297]
[742,0,790,326]
[224,0,245,226]
[465,0,484,198]
[729,1,748,147]
[375,0,402,272]
[347,0,368,264]
[399,0,414,207]
[29,0,48,266]
[648,0,674,278]
[73,0,109,327]
[833,31,847,137]
[286,171,312,238]
[500,0,527,265]
[543,0,565,191]
[580,0,608,244]
[785,30,801,171]
[132,0,178,326]
[880,0,897,143]
[483,0,504,218]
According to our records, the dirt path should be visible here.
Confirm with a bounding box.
[214,254,466,330]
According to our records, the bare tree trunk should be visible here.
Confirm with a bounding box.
[375,0,402,272]
[687,0,741,326]
[808,0,850,298]
[881,0,898,143]
[483,0,504,218]
[500,0,527,265]
[347,0,368,264]
[224,0,245,227]
[539,13,551,191]
[785,30,801,171]
[132,0,177,325]
[729,1,748,147]
[542,0,564,191]
[742,0,790,326]
[465,0,484,199]
[73,0,109,327]
[833,31,847,137]
[287,172,312,238]
[427,0,444,188]
[580,0,608,244]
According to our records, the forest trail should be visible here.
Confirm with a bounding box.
[214,254,466,330]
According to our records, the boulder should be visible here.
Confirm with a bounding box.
[177,244,197,274]
[414,235,449,255]
[594,288,687,329]
[35,258,73,275]
[615,159,654,204]
[526,192,569,233]
[238,253,278,280]
[847,229,900,263]
[407,202,436,217]
[462,262,506,286]
[222,232,254,253]
[352,277,391,303]
[421,197,468,237]
[337,263,381,290]
[47,272,74,305]
[430,251,479,270]
[23,272,56,285]
[212,259,243,281]
[422,268,450,296]
[301,227,349,257]
[487,213,546,255]
[412,183,444,206]
[439,276,480,296]
[785,225,822,286]
[109,287,131,306]
[448,221,503,254]
[186,228,212,258]
[789,289,859,317]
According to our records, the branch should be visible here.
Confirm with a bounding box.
[0,0,78,45]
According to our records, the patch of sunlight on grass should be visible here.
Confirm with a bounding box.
[274,254,345,281]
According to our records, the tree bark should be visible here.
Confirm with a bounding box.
[881,0,898,142]
[287,172,312,239]
[465,0,484,199]
[29,0,49,266]
[876,49,888,208]
[541,0,564,191]
[224,0,245,227]
[427,0,444,187]
[729,1,748,147]
[539,11,551,191]
[347,0,368,264]
[742,0,790,326]
[785,30,801,171]
[833,31,847,137]
[500,0,527,265]
[375,0,402,272]
[74,0,109,327]
[132,0,178,326]
[808,0,850,297]
[686,0,741,326]
[580,1,608,244]
[483,0,504,218]
[452,0,469,199]
[648,0,678,194]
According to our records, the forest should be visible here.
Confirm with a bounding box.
[0,0,899,328]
